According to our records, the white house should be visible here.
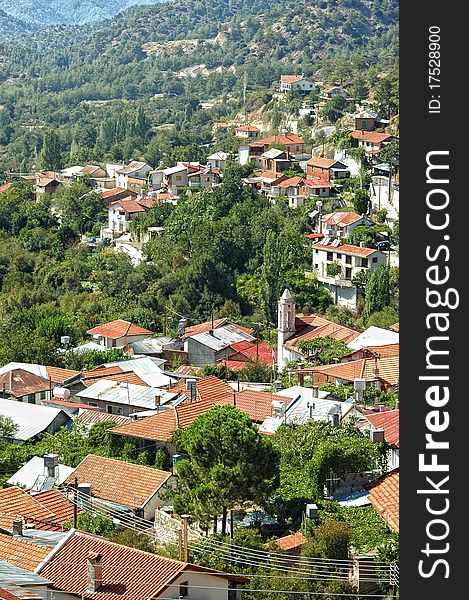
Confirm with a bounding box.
[320,211,373,238]
[207,151,228,172]
[311,240,387,310]
[115,161,152,190]
[350,131,394,159]
[280,75,316,93]
[235,125,261,139]
[86,319,154,349]
[105,196,148,237]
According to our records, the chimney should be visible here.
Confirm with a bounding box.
[86,553,103,593]
[12,519,23,537]
[359,241,367,248]
[155,393,161,411]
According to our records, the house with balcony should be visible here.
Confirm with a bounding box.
[306,157,349,180]
[350,130,394,160]
[270,176,333,208]
[311,240,387,310]
[260,148,293,175]
[103,196,154,238]
[319,211,373,238]
[239,134,306,168]
[207,151,228,172]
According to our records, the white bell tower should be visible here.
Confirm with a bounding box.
[277,289,296,369]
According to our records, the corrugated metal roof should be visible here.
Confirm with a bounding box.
[191,324,254,351]
[7,456,74,489]
[76,380,174,410]
[0,399,69,441]
[103,357,172,388]
[0,561,50,587]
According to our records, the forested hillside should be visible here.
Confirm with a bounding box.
[0,0,398,173]
[0,0,162,25]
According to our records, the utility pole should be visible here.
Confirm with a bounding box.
[163,304,167,336]
[178,529,183,561]
[181,514,190,562]
[73,477,78,528]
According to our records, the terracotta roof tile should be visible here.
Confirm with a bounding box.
[0,487,75,533]
[322,211,364,226]
[33,489,76,526]
[62,455,171,509]
[236,125,260,132]
[226,390,293,423]
[312,355,399,386]
[366,470,399,532]
[313,242,377,257]
[0,533,50,571]
[306,157,336,168]
[350,130,393,143]
[390,322,399,332]
[250,134,304,148]
[87,320,153,340]
[82,365,148,387]
[38,530,244,600]
[0,183,13,194]
[285,319,360,349]
[274,532,307,551]
[365,410,399,448]
[46,367,81,384]
[281,75,305,84]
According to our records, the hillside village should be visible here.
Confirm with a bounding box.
[0,1,399,599]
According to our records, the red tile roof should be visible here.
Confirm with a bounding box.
[281,75,305,84]
[87,320,153,340]
[110,198,146,213]
[366,470,399,532]
[0,487,75,532]
[350,130,393,143]
[284,317,360,350]
[228,389,292,423]
[322,211,364,226]
[38,530,244,600]
[63,455,171,509]
[236,125,260,132]
[274,532,307,551]
[306,157,336,168]
[390,322,400,332]
[313,242,377,257]
[311,355,399,387]
[46,367,81,383]
[0,183,13,194]
[0,533,50,571]
[223,341,276,367]
[365,410,399,448]
[250,134,304,148]
[33,489,76,527]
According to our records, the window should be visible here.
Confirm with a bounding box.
[176,175,182,181]
[372,257,378,263]
[327,252,333,261]
[40,391,47,400]
[28,393,35,404]
[88,402,98,408]
[361,258,369,268]
[335,253,342,260]
[345,255,352,265]
[179,581,189,597]
[362,120,367,129]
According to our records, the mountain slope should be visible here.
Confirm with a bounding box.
[0,8,38,35]
[0,0,162,25]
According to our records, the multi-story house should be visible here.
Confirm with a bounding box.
[311,240,387,309]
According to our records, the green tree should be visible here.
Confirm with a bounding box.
[40,130,63,170]
[353,189,370,215]
[362,265,391,323]
[172,405,280,535]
